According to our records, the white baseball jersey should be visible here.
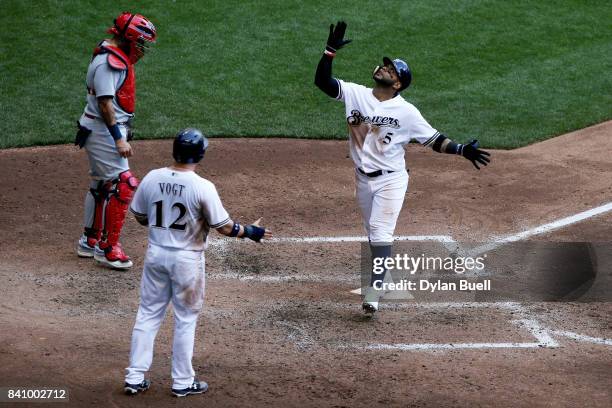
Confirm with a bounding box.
[83,40,133,123]
[336,80,439,173]
[130,167,231,251]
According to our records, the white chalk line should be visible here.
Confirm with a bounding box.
[348,303,610,350]
[550,330,612,346]
[364,342,546,351]
[209,234,455,246]
[276,300,525,311]
[350,303,561,351]
[364,329,608,352]
[515,318,559,347]
[269,235,455,243]
[210,271,355,283]
[470,201,612,256]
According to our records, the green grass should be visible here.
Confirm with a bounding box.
[1,0,610,149]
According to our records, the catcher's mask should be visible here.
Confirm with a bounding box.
[373,57,412,92]
[173,128,208,164]
[108,12,157,63]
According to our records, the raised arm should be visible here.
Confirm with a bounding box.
[314,21,351,98]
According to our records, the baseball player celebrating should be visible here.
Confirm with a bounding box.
[124,128,272,397]
[75,12,156,269]
[314,22,490,314]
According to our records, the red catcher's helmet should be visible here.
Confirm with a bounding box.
[108,12,157,45]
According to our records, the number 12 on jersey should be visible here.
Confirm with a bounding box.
[153,200,187,230]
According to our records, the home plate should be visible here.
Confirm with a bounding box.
[350,273,414,299]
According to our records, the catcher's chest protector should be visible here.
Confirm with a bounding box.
[92,44,136,113]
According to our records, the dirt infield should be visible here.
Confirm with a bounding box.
[0,122,611,407]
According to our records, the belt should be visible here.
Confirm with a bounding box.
[357,168,395,178]
[83,113,129,126]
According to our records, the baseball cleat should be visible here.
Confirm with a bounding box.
[94,242,133,269]
[171,379,208,398]
[77,235,97,258]
[124,379,150,395]
[362,301,379,314]
[362,286,382,314]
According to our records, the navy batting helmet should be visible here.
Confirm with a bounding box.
[173,128,208,164]
[383,57,412,92]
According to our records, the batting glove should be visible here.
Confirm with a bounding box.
[460,139,491,170]
[326,21,351,54]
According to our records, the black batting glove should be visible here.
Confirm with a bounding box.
[244,224,266,242]
[460,139,491,170]
[326,21,351,53]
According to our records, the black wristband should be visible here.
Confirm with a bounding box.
[107,123,123,141]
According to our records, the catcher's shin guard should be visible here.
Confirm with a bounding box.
[83,181,108,244]
[103,170,139,247]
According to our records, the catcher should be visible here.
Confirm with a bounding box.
[75,12,156,269]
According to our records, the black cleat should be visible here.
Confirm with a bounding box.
[124,379,150,395]
[361,302,378,314]
[171,379,209,397]
[362,301,378,314]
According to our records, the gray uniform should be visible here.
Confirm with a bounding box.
[80,40,131,181]
[79,41,132,233]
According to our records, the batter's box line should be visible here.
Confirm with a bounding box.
[353,323,612,352]
[549,330,612,346]
[209,234,456,246]
[210,201,612,251]
[332,302,560,351]
[331,302,611,351]
[272,301,560,351]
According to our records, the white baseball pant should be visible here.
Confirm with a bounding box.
[125,244,206,389]
[355,169,409,243]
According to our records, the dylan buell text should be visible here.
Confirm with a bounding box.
[372,279,491,293]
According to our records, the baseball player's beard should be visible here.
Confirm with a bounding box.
[372,66,395,87]
[373,76,395,87]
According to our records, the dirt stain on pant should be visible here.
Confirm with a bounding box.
[181,276,204,311]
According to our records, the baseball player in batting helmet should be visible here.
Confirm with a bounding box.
[124,128,272,397]
[315,21,491,314]
[75,12,156,269]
